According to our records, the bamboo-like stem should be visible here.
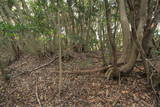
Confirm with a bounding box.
[57,1,63,99]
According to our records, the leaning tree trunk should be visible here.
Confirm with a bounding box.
[117,0,131,64]
[116,0,139,73]
[114,0,148,75]
[104,0,118,79]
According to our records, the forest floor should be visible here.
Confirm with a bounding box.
[0,52,160,107]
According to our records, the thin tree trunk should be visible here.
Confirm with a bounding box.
[98,21,107,65]
[104,0,117,75]
[57,0,62,98]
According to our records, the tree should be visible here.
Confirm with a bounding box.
[110,0,160,80]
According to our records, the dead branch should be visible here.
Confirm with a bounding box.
[47,65,113,74]
[134,65,144,72]
[12,56,59,78]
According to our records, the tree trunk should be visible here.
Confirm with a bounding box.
[142,23,157,57]
[117,0,131,64]
[116,0,149,74]
[104,0,118,77]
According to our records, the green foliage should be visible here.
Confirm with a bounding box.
[0,22,56,35]
[0,0,159,59]
[153,50,160,55]
[24,37,45,55]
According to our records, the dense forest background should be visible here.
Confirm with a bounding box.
[0,0,160,106]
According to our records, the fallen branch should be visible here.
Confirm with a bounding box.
[12,56,59,78]
[46,65,113,75]
[78,65,112,73]
[11,57,112,79]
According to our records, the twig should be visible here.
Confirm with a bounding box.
[135,65,144,72]
[145,58,160,103]
[35,78,42,107]
[145,58,159,72]
[141,100,152,107]
[112,94,121,106]
[150,71,160,104]
[118,71,121,86]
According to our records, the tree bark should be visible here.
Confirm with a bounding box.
[117,0,131,64]
[117,0,148,74]
[104,0,118,77]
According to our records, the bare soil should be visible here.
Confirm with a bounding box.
[0,52,160,107]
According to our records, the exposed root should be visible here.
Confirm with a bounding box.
[105,66,119,80]
[105,67,114,80]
